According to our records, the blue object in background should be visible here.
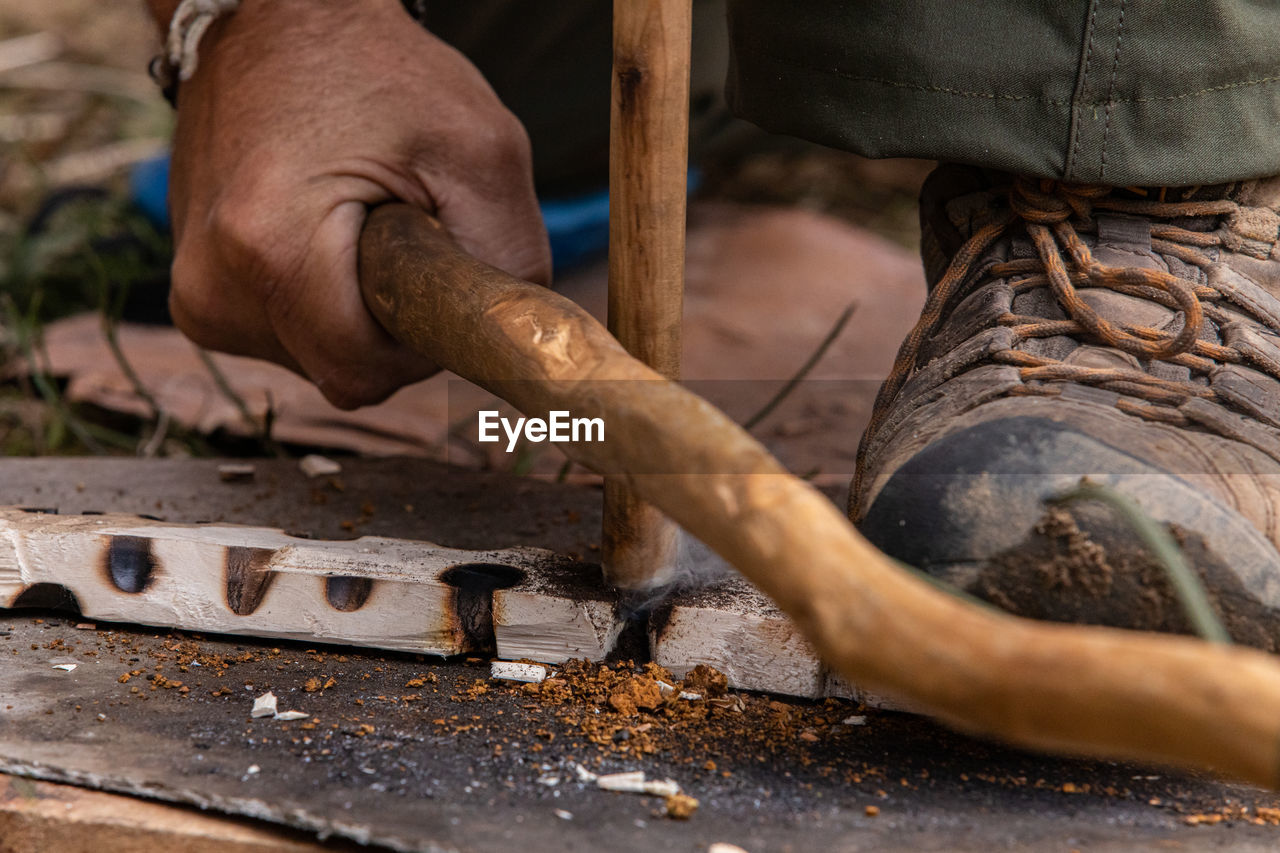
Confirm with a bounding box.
[539,188,610,273]
[130,153,699,276]
[129,154,171,230]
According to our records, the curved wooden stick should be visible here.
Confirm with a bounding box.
[359,204,1280,789]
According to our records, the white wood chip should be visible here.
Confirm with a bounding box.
[274,710,309,721]
[250,691,277,718]
[490,661,547,683]
[299,454,342,478]
[595,771,646,792]
[595,770,681,798]
[217,463,256,482]
[640,778,681,798]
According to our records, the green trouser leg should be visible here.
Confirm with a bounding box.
[415,0,740,196]
[725,0,1280,186]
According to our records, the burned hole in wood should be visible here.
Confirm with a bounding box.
[325,576,374,612]
[441,564,525,653]
[644,597,677,642]
[611,579,682,622]
[224,546,277,616]
[103,535,157,594]
[10,583,83,615]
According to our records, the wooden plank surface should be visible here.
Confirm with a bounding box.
[0,508,621,662]
[0,775,355,853]
[0,461,885,704]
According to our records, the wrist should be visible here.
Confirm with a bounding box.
[145,0,182,30]
[150,0,411,106]
[148,0,242,105]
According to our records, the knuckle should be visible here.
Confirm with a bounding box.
[313,354,433,411]
[492,109,533,158]
[206,191,305,321]
[168,288,222,351]
[461,106,532,171]
[493,113,534,168]
[168,251,223,347]
[317,371,389,411]
[209,194,277,265]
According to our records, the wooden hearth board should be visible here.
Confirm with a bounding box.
[0,508,620,664]
[0,506,889,705]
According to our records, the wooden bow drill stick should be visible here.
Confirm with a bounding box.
[603,0,691,590]
[361,204,1280,789]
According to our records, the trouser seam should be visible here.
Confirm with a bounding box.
[1099,0,1128,182]
[1065,0,1101,182]
[743,45,1071,103]
[753,43,1280,107]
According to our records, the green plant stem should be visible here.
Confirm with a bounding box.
[743,302,856,431]
[195,348,285,457]
[1052,482,1230,644]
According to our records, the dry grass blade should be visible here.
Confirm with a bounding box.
[0,61,158,102]
[195,348,285,457]
[0,32,63,74]
[7,139,168,196]
[743,301,856,431]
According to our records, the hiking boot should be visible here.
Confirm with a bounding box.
[853,164,1280,649]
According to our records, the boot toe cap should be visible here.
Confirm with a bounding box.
[858,415,1280,647]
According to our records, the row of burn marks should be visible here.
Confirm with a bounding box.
[99,534,526,649]
[103,534,380,614]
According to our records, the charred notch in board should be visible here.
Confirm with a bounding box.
[440,564,525,653]
[645,596,678,644]
[615,583,676,622]
[325,576,374,612]
[224,546,278,616]
[11,583,82,614]
[104,535,157,593]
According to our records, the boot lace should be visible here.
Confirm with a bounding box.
[859,177,1266,488]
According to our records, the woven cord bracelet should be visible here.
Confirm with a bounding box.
[148,0,242,106]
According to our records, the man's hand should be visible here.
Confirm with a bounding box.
[160,0,550,408]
